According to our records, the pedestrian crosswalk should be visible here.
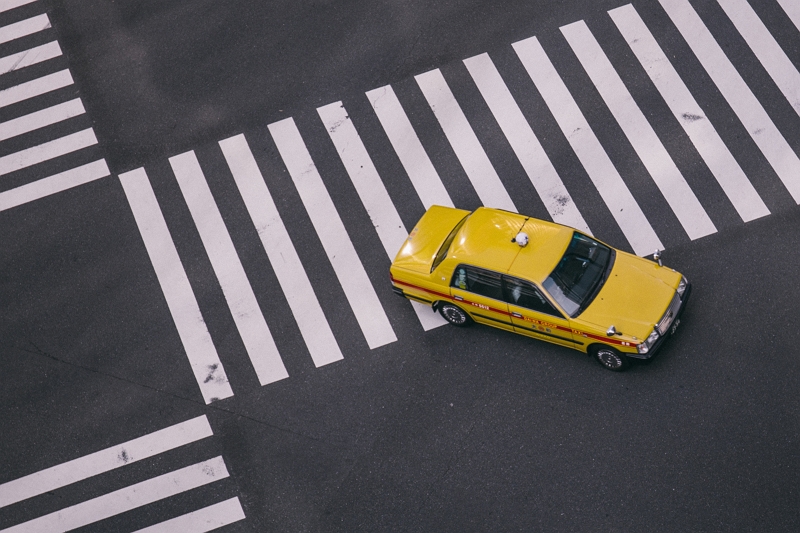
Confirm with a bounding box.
[0,415,246,532]
[117,0,800,402]
[0,0,109,212]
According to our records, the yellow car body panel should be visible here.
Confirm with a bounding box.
[390,206,688,359]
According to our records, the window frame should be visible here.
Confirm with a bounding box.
[501,275,564,319]
[449,264,505,302]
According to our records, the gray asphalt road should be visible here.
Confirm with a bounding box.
[1,0,799,531]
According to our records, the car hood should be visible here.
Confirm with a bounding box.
[575,253,680,340]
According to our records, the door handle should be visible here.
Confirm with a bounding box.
[511,312,523,318]
[454,295,463,301]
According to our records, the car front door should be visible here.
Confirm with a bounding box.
[502,275,579,349]
[450,265,513,331]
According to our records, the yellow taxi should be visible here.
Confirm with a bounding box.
[390,206,690,371]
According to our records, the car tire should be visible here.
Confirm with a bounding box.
[438,302,472,327]
[592,345,630,372]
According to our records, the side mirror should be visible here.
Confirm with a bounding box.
[653,249,662,267]
[606,325,618,336]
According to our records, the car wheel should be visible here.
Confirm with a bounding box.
[438,302,471,327]
[592,345,630,371]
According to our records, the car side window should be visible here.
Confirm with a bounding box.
[451,265,504,301]
[502,276,562,318]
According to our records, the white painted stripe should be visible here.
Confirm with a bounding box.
[0,0,35,14]
[220,134,344,367]
[717,0,800,117]
[0,14,50,45]
[132,498,246,533]
[0,98,84,142]
[119,168,234,404]
[0,128,97,177]
[169,151,289,385]
[366,85,454,209]
[561,20,716,240]
[658,0,800,203]
[776,0,800,34]
[317,102,447,331]
[1,457,229,533]
[0,159,108,212]
[268,118,398,348]
[0,41,61,75]
[0,69,73,109]
[609,4,769,223]
[513,36,663,256]
[414,69,518,212]
[463,52,591,233]
[0,415,213,509]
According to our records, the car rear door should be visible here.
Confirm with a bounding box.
[502,275,579,349]
[449,265,513,331]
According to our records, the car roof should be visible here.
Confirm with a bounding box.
[449,207,573,283]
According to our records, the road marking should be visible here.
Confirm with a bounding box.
[658,0,800,203]
[317,101,447,331]
[0,41,61,75]
[0,98,84,142]
[0,415,213,509]
[0,13,50,45]
[119,168,234,404]
[414,68,518,212]
[717,0,800,118]
[512,36,663,256]
[776,0,800,33]
[0,457,229,533]
[0,127,96,177]
[0,159,108,212]
[220,134,344,367]
[0,0,36,14]
[131,497,246,533]
[268,118,397,348]
[366,84,453,209]
[463,52,591,233]
[561,20,716,241]
[0,69,73,109]
[609,3,769,223]
[169,151,289,385]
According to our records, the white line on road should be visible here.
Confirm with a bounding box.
[463,52,591,233]
[561,20,716,240]
[131,497,246,533]
[717,0,800,118]
[415,68,518,212]
[0,159,108,212]
[0,98,84,142]
[658,0,800,203]
[0,70,73,109]
[366,84,454,209]
[513,36,663,256]
[0,0,36,14]
[119,168,234,404]
[0,128,97,177]
[220,134,344,367]
[0,41,61,75]
[609,3,769,223]
[169,151,289,385]
[0,13,50,45]
[317,101,447,330]
[0,457,229,533]
[268,118,398,348]
[0,415,213,509]
[776,0,800,33]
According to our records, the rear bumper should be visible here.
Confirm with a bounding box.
[628,282,692,360]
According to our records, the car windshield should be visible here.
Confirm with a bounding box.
[542,232,613,317]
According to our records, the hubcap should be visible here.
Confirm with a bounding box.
[598,350,622,369]
[443,306,465,324]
